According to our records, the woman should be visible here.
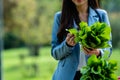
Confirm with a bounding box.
[51,0,112,80]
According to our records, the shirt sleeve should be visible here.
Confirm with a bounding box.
[51,12,74,60]
[99,10,112,57]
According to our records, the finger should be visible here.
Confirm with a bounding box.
[66,33,71,41]
[71,41,76,46]
[89,49,100,56]
[69,36,75,43]
[83,47,90,53]
[66,34,73,41]
[67,37,76,46]
[82,48,89,55]
[67,39,75,46]
[67,33,71,37]
[67,33,74,38]
[67,34,74,43]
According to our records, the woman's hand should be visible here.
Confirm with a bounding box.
[66,33,76,47]
[82,46,100,56]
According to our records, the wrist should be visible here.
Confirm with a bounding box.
[96,50,101,56]
[65,42,74,47]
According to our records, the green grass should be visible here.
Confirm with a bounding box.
[3,47,57,80]
[109,48,120,76]
[3,47,120,80]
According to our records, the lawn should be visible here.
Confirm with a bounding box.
[3,47,120,80]
[3,47,57,80]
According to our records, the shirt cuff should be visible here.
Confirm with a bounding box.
[64,40,74,53]
[99,49,104,57]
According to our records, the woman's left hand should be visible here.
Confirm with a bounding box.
[82,46,100,56]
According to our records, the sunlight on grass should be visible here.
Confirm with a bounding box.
[3,47,57,80]
[3,47,120,80]
[110,48,120,76]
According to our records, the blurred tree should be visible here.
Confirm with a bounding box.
[4,0,25,49]
[101,0,120,12]
[4,0,120,50]
[0,0,3,79]
[101,0,120,48]
[4,0,61,77]
[109,13,120,48]
[4,0,17,32]
[11,0,40,56]
[4,0,61,55]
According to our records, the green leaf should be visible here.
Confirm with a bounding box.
[85,27,91,33]
[89,42,96,48]
[109,74,118,80]
[66,28,80,43]
[67,21,111,49]
[80,75,92,80]
[66,28,78,35]
[102,50,110,60]
[97,42,111,48]
[88,55,99,66]
[108,60,118,70]
[80,34,87,39]
[91,66,101,74]
[79,21,88,30]
[80,66,90,75]
[81,39,90,48]
[74,38,79,43]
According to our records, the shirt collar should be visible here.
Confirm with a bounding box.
[88,7,100,26]
[89,7,98,17]
[73,7,100,27]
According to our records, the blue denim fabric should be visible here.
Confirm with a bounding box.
[51,7,112,80]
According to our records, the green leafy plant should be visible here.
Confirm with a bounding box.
[80,52,118,80]
[67,22,116,79]
[66,21,111,49]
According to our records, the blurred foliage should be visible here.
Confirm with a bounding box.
[101,0,120,12]
[4,0,61,48]
[109,13,120,48]
[91,0,120,48]
[4,32,25,49]
[4,0,120,49]
[101,0,120,48]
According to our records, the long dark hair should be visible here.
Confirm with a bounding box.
[57,0,101,42]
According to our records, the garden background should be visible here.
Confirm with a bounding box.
[1,0,120,80]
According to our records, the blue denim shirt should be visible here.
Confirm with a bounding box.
[51,7,112,80]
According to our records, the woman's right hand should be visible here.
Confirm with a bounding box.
[66,33,76,47]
